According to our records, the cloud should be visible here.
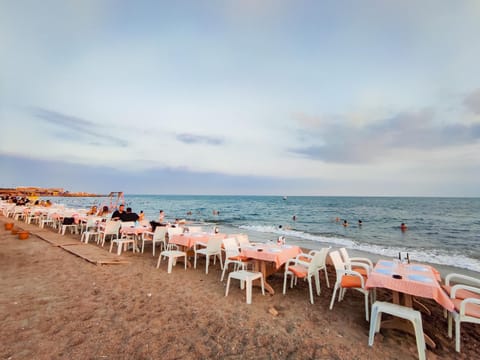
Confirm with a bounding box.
[176,133,225,146]
[31,107,128,147]
[464,89,480,114]
[291,109,480,163]
[0,153,312,195]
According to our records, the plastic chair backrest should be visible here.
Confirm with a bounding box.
[222,237,240,258]
[329,251,345,275]
[235,234,250,248]
[167,227,184,238]
[187,226,202,233]
[154,226,167,241]
[308,251,326,275]
[339,248,350,263]
[105,220,121,234]
[316,247,330,267]
[207,237,223,251]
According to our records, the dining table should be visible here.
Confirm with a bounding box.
[240,243,302,295]
[169,232,227,249]
[168,232,227,267]
[119,225,151,253]
[365,259,454,348]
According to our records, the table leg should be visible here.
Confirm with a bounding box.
[252,260,275,295]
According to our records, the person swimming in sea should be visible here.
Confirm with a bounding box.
[343,220,349,227]
[400,223,408,231]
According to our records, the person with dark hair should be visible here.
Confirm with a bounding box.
[400,223,408,231]
[120,207,139,222]
[98,206,110,217]
[158,210,165,223]
[111,204,125,221]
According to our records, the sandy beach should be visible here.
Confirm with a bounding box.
[1,217,478,359]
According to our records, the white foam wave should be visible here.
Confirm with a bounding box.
[352,243,480,273]
[239,224,355,247]
[239,224,480,273]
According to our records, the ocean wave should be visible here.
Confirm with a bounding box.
[239,224,356,247]
[239,224,480,273]
[351,243,480,273]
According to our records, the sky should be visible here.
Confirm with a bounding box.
[1,0,480,196]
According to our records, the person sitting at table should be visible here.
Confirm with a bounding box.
[87,205,98,215]
[98,205,110,217]
[158,210,165,223]
[120,207,139,222]
[111,204,126,221]
[149,210,167,231]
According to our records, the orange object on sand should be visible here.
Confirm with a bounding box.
[18,231,30,240]
[5,223,14,230]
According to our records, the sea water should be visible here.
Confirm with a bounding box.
[47,195,480,273]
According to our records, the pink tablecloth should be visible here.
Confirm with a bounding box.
[120,226,151,236]
[365,260,454,311]
[170,233,227,248]
[241,244,302,269]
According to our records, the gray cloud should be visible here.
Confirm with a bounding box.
[464,89,480,114]
[291,110,480,163]
[31,107,128,147]
[176,133,225,146]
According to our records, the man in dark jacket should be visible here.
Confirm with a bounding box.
[120,207,139,222]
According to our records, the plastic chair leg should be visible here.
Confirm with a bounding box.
[246,279,252,304]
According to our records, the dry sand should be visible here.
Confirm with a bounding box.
[0,217,478,359]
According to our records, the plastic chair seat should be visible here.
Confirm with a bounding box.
[369,301,425,360]
[80,230,100,244]
[109,236,136,255]
[60,224,78,235]
[225,270,265,304]
[157,250,187,273]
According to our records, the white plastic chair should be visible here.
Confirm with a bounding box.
[141,226,167,256]
[157,249,187,273]
[59,218,78,235]
[339,247,373,277]
[194,237,224,274]
[220,237,251,281]
[39,210,58,229]
[79,216,101,234]
[443,273,480,303]
[283,250,326,304]
[234,234,251,249]
[369,301,426,360]
[225,270,265,304]
[110,232,137,255]
[166,227,184,250]
[100,221,121,247]
[307,247,331,288]
[447,281,480,352]
[329,250,371,321]
[185,226,202,233]
[80,216,101,244]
